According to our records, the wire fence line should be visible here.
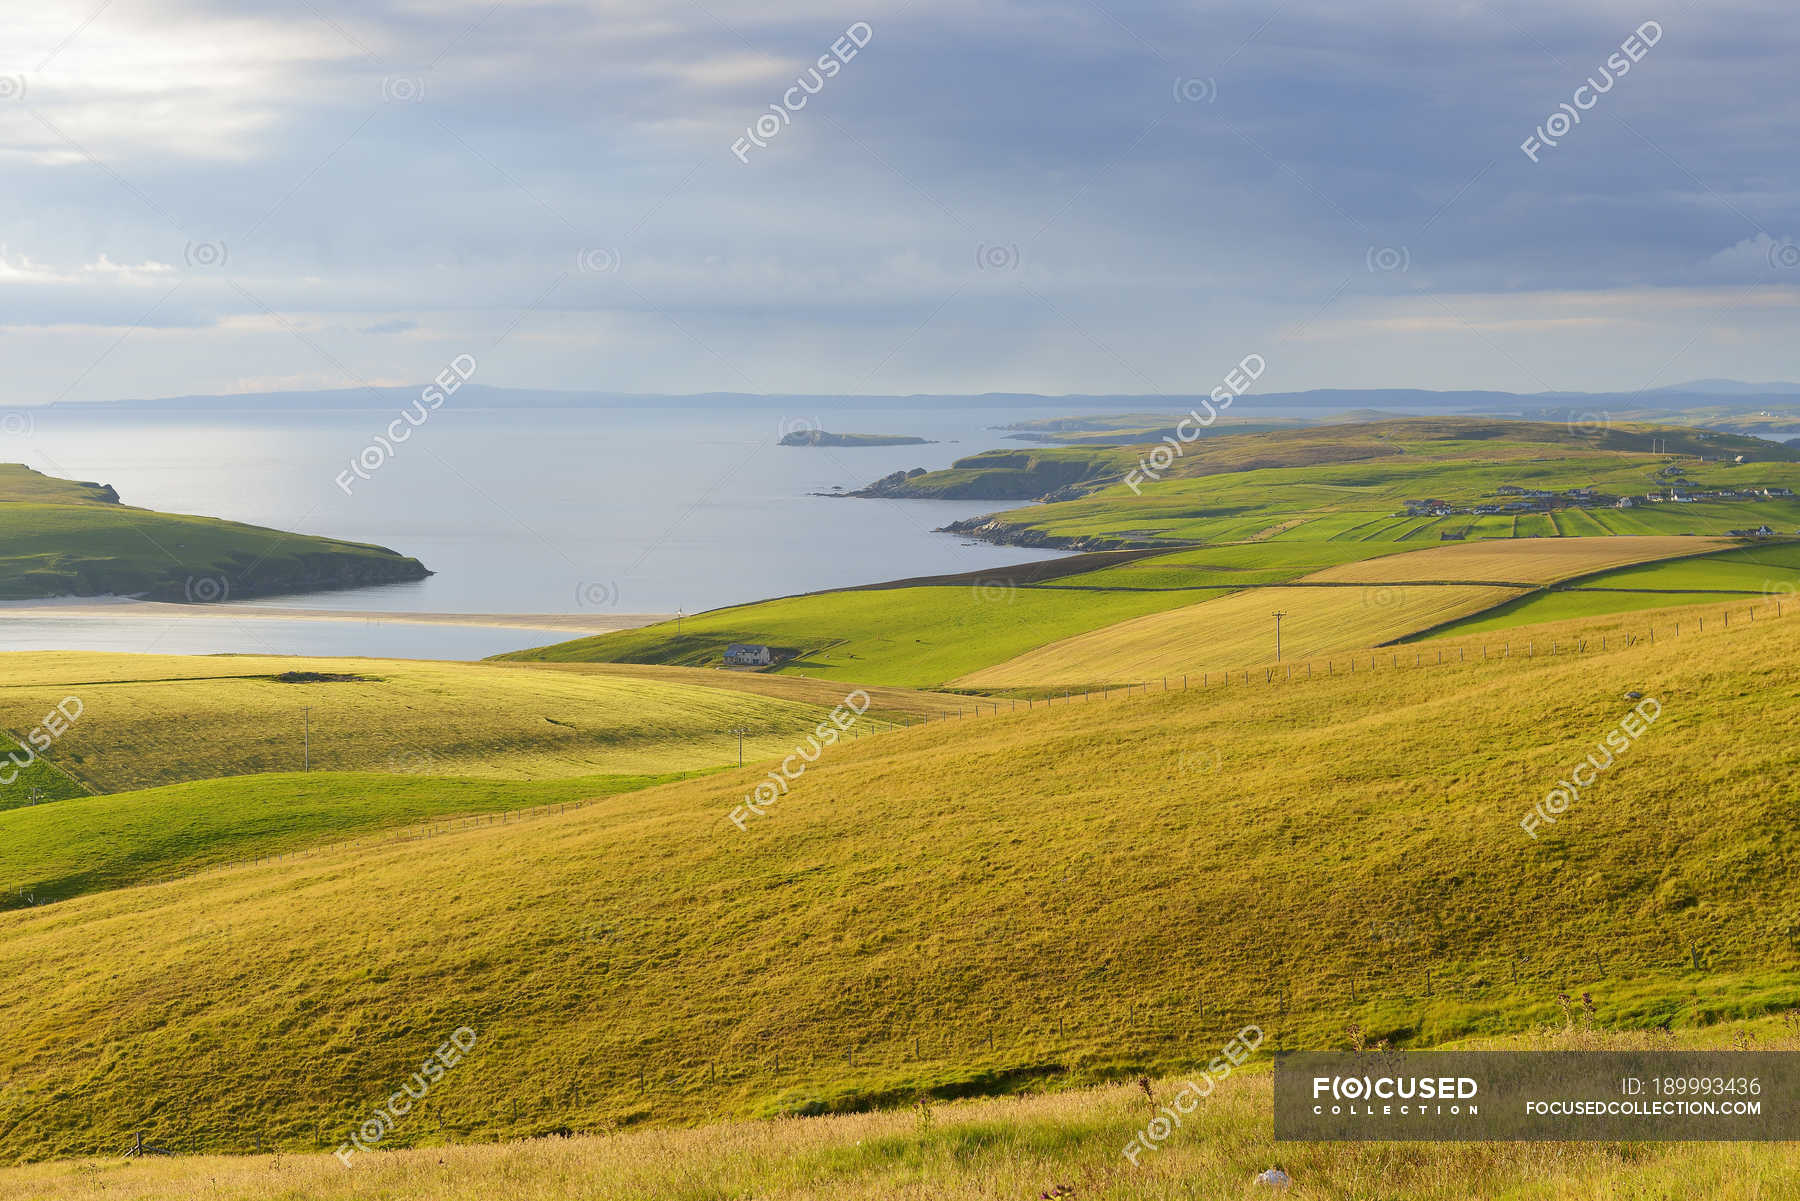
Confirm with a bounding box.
[940,593,1794,712]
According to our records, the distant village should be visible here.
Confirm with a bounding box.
[1400,463,1795,538]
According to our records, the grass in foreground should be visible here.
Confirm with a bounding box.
[0,771,691,908]
[1,598,1797,1160]
[2,1030,1797,1199]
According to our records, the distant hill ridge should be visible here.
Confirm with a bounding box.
[843,417,1800,505]
[38,380,1800,413]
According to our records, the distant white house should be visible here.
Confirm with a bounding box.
[724,643,774,667]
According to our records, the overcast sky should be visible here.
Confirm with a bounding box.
[2,0,1796,404]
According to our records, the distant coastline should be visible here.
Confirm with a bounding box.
[778,429,936,447]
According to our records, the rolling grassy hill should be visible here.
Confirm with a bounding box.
[0,771,692,909]
[0,465,429,601]
[1,595,1796,1162]
[0,653,942,791]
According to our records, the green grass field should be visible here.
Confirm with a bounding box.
[926,419,1800,549]
[0,465,428,601]
[0,733,90,809]
[0,771,692,909]
[1002,463,1800,548]
[1562,540,1800,591]
[1427,542,1800,636]
[1,596,1797,1163]
[1047,540,1383,589]
[497,585,1209,687]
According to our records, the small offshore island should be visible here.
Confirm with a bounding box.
[778,429,935,447]
[0,463,430,602]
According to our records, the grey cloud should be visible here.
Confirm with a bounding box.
[3,0,1798,401]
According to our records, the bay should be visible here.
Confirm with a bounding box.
[1,402,1074,658]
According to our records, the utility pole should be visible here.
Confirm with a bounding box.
[302,707,312,772]
[729,727,746,766]
[1272,611,1286,663]
[676,607,683,635]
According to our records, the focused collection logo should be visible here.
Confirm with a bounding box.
[1311,1074,1480,1116]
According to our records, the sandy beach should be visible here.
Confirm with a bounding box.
[0,599,671,634]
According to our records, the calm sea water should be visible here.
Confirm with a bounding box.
[1,403,1077,658]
